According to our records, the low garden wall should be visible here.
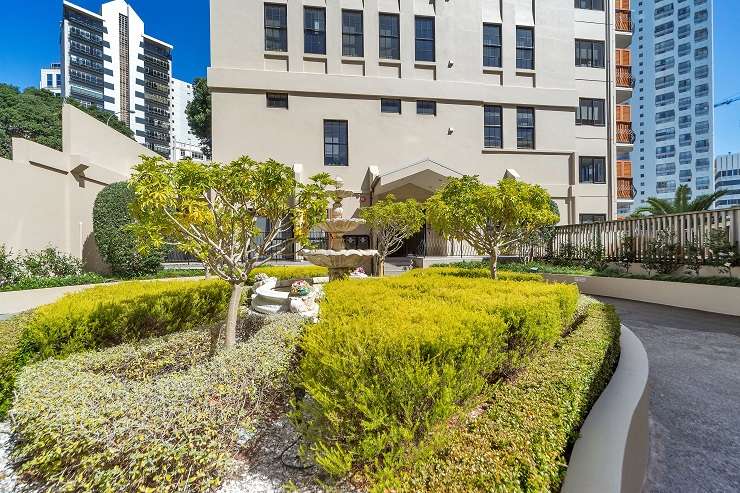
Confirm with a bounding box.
[544,273,740,317]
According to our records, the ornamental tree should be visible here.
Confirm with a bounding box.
[129,155,333,348]
[426,176,559,279]
[359,194,424,276]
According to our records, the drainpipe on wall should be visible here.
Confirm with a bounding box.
[605,0,616,220]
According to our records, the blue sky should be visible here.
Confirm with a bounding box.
[0,0,738,155]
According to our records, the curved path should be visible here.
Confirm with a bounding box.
[597,297,740,493]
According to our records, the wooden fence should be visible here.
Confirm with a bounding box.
[547,207,740,261]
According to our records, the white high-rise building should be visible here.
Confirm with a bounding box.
[39,63,62,95]
[715,153,740,208]
[169,78,205,161]
[60,0,173,157]
[629,0,714,211]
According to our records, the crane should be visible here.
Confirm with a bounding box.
[715,94,740,108]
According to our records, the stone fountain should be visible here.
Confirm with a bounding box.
[302,177,378,280]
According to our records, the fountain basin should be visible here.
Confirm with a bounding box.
[303,249,378,280]
[316,218,365,234]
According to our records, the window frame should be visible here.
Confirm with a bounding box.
[264,3,288,52]
[516,107,535,149]
[266,92,288,109]
[575,39,605,68]
[576,98,606,126]
[342,10,364,57]
[304,6,327,55]
[379,13,400,60]
[483,23,502,68]
[380,98,402,114]
[574,0,604,10]
[516,26,535,70]
[416,100,437,116]
[579,156,607,184]
[323,120,349,166]
[579,213,607,224]
[414,16,436,62]
[483,105,503,149]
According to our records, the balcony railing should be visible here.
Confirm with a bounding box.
[617,177,637,200]
[617,122,636,144]
[616,10,633,33]
[616,65,634,88]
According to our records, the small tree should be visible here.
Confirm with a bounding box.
[426,176,559,279]
[359,195,424,276]
[129,156,333,348]
[185,77,212,159]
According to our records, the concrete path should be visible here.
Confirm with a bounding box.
[597,297,740,493]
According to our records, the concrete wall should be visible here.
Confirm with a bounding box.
[0,104,157,272]
[209,0,618,224]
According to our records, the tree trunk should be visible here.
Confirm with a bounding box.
[489,248,499,279]
[378,257,385,277]
[205,264,211,279]
[225,282,244,349]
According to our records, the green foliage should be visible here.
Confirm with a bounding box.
[11,313,303,492]
[379,301,621,492]
[704,228,738,275]
[0,312,34,417]
[18,246,82,277]
[0,279,230,416]
[0,245,89,290]
[293,269,579,477]
[426,176,558,278]
[185,77,212,158]
[359,194,425,262]
[249,264,328,282]
[633,184,728,216]
[643,229,682,275]
[93,181,164,277]
[617,234,636,272]
[0,244,20,287]
[0,273,105,292]
[0,84,132,159]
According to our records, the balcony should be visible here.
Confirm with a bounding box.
[617,177,637,200]
[616,10,632,34]
[617,123,636,145]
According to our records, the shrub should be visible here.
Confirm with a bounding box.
[379,300,621,492]
[0,273,105,292]
[0,244,21,287]
[0,312,33,417]
[249,264,328,282]
[643,229,682,275]
[11,313,303,492]
[93,181,164,277]
[293,270,579,477]
[19,246,82,277]
[0,279,230,416]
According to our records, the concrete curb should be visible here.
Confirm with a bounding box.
[543,273,740,317]
[562,325,650,493]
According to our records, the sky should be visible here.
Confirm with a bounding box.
[0,0,738,155]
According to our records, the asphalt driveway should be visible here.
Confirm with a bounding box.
[597,297,740,493]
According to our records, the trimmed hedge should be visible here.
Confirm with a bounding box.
[294,270,579,477]
[0,279,230,417]
[377,300,621,492]
[11,313,303,492]
[249,264,328,282]
[0,312,33,417]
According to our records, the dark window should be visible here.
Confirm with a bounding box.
[342,10,363,57]
[483,24,502,67]
[304,7,326,54]
[516,27,534,69]
[575,39,605,68]
[381,98,401,114]
[46,74,53,87]
[264,3,287,52]
[574,0,604,10]
[484,105,502,148]
[517,107,535,149]
[56,74,61,86]
[580,214,607,224]
[417,100,437,115]
[379,13,400,59]
[266,93,288,108]
[324,120,348,166]
[415,16,435,62]
[576,98,606,126]
[579,157,606,184]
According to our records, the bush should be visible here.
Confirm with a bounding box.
[249,264,328,282]
[0,273,106,292]
[0,245,95,291]
[379,300,621,492]
[0,244,21,287]
[293,269,579,477]
[0,312,33,416]
[11,313,303,492]
[0,279,230,416]
[93,181,165,277]
[19,246,82,277]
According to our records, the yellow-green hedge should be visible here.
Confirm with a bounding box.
[249,265,328,282]
[0,279,230,416]
[293,270,579,477]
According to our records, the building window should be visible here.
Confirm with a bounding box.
[516,27,534,69]
[342,10,363,57]
[46,73,53,87]
[484,105,502,149]
[696,176,710,190]
[379,13,400,60]
[575,39,605,68]
[517,107,535,149]
[266,92,288,108]
[304,7,326,54]
[576,98,605,126]
[264,3,288,52]
[579,157,606,184]
[324,120,348,166]
[415,16,435,62]
[580,214,607,224]
[483,24,502,67]
[381,98,401,114]
[417,100,436,115]
[56,74,61,86]
[574,0,604,10]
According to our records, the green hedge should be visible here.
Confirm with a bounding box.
[378,300,621,492]
[0,279,230,417]
[294,269,579,477]
[249,264,328,282]
[0,312,33,416]
[11,313,303,492]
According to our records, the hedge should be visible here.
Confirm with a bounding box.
[0,279,230,417]
[0,312,33,416]
[376,300,621,492]
[11,313,303,492]
[293,270,578,477]
[249,264,328,282]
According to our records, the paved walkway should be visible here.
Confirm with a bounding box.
[597,297,740,493]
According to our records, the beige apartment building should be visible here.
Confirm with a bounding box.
[209,0,634,255]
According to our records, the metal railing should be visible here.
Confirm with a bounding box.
[617,122,636,144]
[616,65,635,88]
[616,10,633,33]
[617,177,637,200]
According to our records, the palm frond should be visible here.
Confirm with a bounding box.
[688,190,729,211]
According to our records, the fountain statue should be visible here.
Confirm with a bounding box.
[303,177,378,280]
